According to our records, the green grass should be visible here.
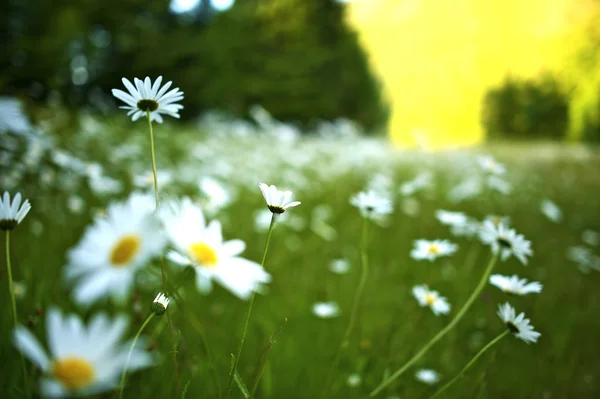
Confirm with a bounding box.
[1,118,600,398]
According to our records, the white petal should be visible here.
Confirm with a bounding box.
[13,326,50,371]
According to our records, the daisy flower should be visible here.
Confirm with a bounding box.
[329,258,350,274]
[350,190,393,221]
[151,292,170,315]
[65,193,166,306]
[415,369,440,385]
[477,155,506,175]
[435,210,468,227]
[1,191,31,231]
[497,303,541,344]
[111,76,183,123]
[411,239,458,261]
[258,183,301,214]
[540,199,562,223]
[161,198,271,300]
[479,220,532,265]
[312,302,340,318]
[412,285,451,315]
[489,274,542,295]
[13,307,153,397]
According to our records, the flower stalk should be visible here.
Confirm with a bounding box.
[226,213,276,399]
[429,330,509,398]
[369,252,498,397]
[118,313,155,399]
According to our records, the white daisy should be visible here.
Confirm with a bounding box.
[111,76,183,123]
[312,302,340,318]
[412,285,451,315]
[161,198,271,300]
[477,155,506,175]
[540,199,562,223]
[350,190,393,221]
[347,373,362,387]
[1,191,31,231]
[582,230,599,247]
[489,274,543,295]
[199,177,232,214]
[258,183,301,214]
[415,369,440,385]
[410,239,458,262]
[151,292,170,315]
[329,258,350,274]
[497,303,541,344]
[65,193,166,306]
[13,307,153,397]
[486,175,512,194]
[479,221,533,265]
[435,210,468,227]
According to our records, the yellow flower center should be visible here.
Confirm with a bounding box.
[427,245,440,255]
[189,242,218,267]
[424,293,437,305]
[110,234,141,267]
[51,357,95,390]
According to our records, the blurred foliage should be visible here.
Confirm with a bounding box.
[0,0,388,132]
[481,75,570,140]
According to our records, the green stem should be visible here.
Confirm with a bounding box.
[430,330,509,399]
[369,252,498,397]
[146,111,180,392]
[6,232,28,397]
[321,217,370,396]
[119,313,155,399]
[226,214,276,399]
[146,110,159,209]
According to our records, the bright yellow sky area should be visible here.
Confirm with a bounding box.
[347,0,577,149]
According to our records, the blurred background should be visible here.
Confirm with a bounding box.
[2,0,600,145]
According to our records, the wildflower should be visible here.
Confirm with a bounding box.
[151,293,170,315]
[412,285,451,315]
[13,307,152,397]
[329,258,350,274]
[258,183,301,214]
[0,191,31,231]
[347,373,362,387]
[448,177,482,202]
[161,198,271,300]
[486,175,512,194]
[540,199,562,223]
[411,239,458,262]
[350,190,392,221]
[65,193,165,306]
[199,177,233,214]
[497,303,541,344]
[312,302,340,318]
[133,170,173,189]
[477,155,506,175]
[489,274,542,295]
[111,76,183,123]
[479,220,532,264]
[582,230,599,247]
[415,369,440,385]
[399,171,432,196]
[435,210,468,227]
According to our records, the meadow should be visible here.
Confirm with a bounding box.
[2,104,600,399]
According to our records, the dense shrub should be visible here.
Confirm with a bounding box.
[482,75,569,140]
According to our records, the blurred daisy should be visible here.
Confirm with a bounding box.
[489,274,542,295]
[497,303,541,344]
[347,373,362,387]
[540,199,562,223]
[133,170,173,189]
[477,155,506,175]
[435,210,467,227]
[111,76,183,123]
[65,193,165,306]
[486,175,512,194]
[411,239,458,261]
[312,302,340,318]
[329,258,350,274]
[479,221,532,265]
[350,190,392,221]
[399,171,432,196]
[258,183,301,214]
[0,96,32,134]
[412,285,451,315]
[415,369,440,385]
[1,191,31,231]
[161,198,271,300]
[582,230,599,247]
[199,177,232,214]
[13,307,153,397]
[448,177,482,203]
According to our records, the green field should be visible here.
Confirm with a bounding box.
[2,117,600,398]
